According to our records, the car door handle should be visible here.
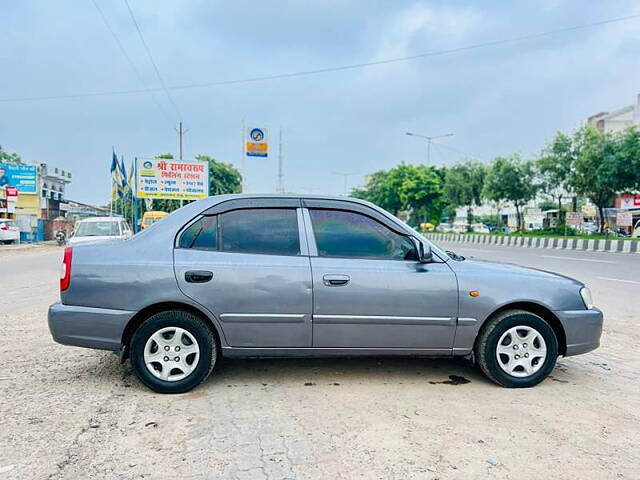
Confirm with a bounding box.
[323,274,350,286]
[185,270,213,283]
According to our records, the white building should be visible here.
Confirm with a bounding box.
[586,93,640,134]
[37,163,72,219]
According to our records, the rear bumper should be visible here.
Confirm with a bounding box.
[554,308,603,356]
[48,302,135,351]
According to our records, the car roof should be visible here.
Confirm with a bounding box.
[200,193,374,207]
[77,216,125,223]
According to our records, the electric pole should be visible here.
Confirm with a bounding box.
[175,121,189,206]
[175,121,189,160]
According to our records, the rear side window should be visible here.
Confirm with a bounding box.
[179,216,218,249]
[310,209,417,260]
[220,209,299,255]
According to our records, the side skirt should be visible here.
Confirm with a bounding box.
[221,347,459,358]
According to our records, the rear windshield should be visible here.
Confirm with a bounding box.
[75,221,121,237]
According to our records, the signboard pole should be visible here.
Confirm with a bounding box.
[133,158,139,233]
[241,119,246,192]
[277,128,284,193]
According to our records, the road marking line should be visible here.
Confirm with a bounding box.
[598,276,640,285]
[541,255,617,264]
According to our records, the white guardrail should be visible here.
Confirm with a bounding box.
[425,233,640,254]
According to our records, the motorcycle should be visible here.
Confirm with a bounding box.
[55,230,66,246]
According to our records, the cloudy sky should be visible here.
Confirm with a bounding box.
[1,1,639,204]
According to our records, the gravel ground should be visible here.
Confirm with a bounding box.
[0,245,638,479]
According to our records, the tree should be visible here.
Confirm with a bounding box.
[197,155,242,196]
[396,164,445,225]
[569,125,619,232]
[352,163,446,224]
[352,170,404,215]
[536,131,575,220]
[0,145,22,164]
[443,160,486,227]
[483,154,537,231]
[607,127,640,193]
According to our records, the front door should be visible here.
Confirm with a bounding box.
[306,207,458,351]
[175,206,312,348]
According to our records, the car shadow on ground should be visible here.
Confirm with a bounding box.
[60,351,587,393]
[114,355,491,392]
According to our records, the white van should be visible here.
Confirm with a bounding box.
[69,217,132,246]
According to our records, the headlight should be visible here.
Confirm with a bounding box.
[580,287,594,309]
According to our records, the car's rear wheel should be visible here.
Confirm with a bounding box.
[130,310,217,393]
[476,309,558,388]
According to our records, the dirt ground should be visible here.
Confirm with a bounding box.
[0,245,638,479]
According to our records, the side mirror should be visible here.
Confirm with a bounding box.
[411,236,432,263]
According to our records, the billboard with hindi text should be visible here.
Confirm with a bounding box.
[0,163,38,194]
[135,158,209,200]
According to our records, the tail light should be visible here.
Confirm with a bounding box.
[0,222,7,231]
[60,247,73,291]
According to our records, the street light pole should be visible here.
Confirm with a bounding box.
[405,131,454,165]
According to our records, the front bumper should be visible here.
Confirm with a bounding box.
[554,307,603,356]
[48,302,135,351]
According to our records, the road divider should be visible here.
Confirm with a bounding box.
[426,233,639,254]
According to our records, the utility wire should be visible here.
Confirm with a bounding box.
[430,140,486,162]
[2,12,639,103]
[90,0,174,126]
[123,0,182,119]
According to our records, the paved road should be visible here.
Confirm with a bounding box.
[0,245,638,479]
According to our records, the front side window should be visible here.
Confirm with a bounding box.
[220,208,299,255]
[310,209,417,260]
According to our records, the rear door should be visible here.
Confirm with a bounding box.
[303,201,458,351]
[174,199,313,348]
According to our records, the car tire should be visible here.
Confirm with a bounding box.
[476,309,558,388]
[130,310,217,393]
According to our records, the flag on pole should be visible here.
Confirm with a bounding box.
[119,156,128,191]
[110,150,124,198]
[128,160,134,192]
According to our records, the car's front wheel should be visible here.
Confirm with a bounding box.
[476,309,558,388]
[130,310,217,393]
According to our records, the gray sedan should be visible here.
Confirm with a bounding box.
[48,194,603,393]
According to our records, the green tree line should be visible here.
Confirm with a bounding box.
[353,125,640,233]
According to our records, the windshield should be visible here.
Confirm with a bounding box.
[75,221,121,237]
